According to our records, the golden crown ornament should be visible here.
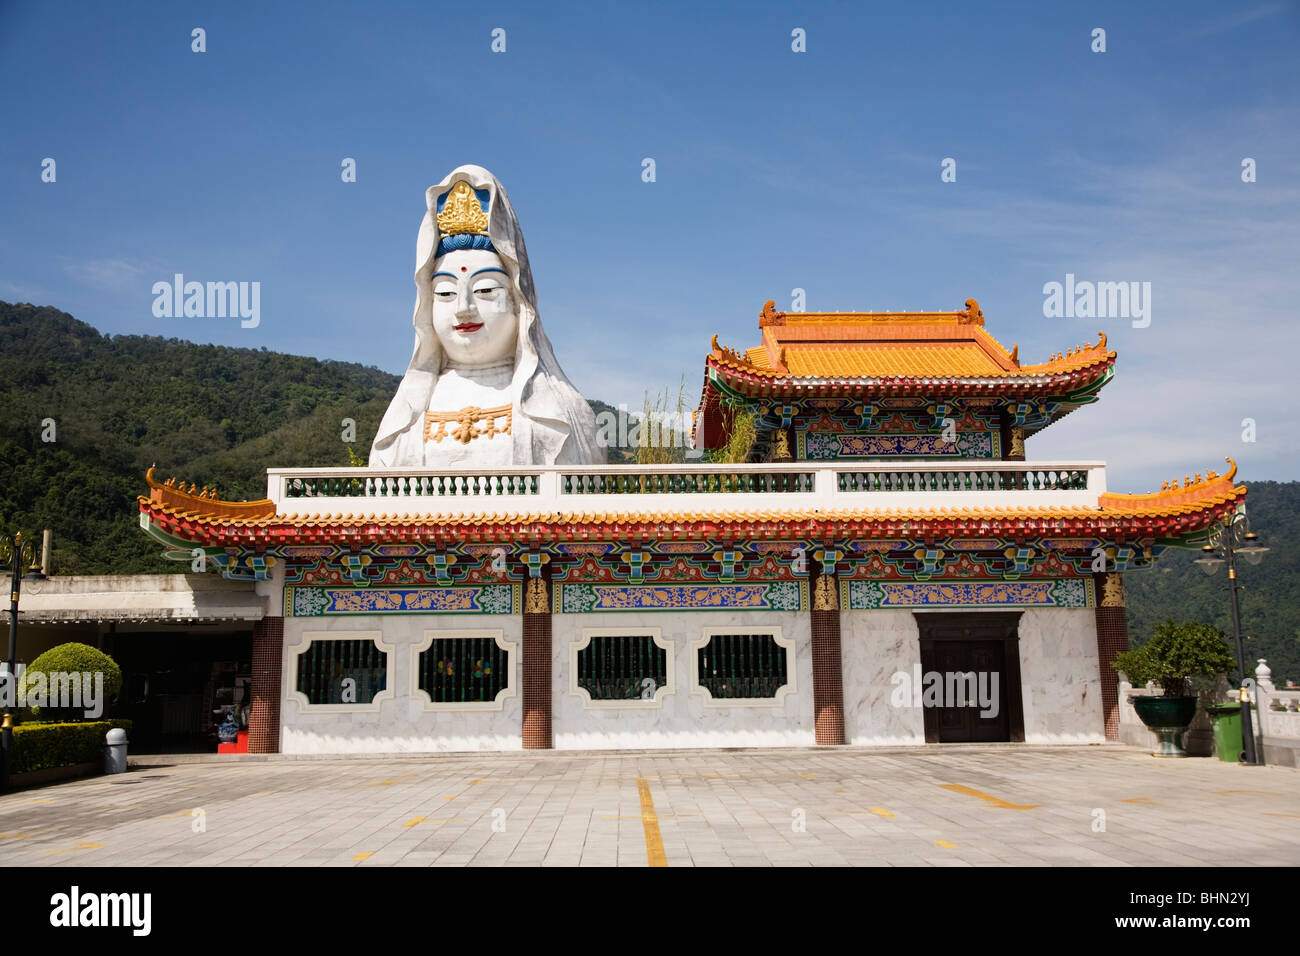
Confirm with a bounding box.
[436,181,490,236]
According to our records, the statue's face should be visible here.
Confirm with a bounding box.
[430,249,519,366]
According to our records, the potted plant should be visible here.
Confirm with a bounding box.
[1112,620,1236,758]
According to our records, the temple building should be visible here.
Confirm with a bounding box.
[122,163,1247,754]
[135,295,1246,753]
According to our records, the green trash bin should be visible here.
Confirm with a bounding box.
[1207,703,1243,763]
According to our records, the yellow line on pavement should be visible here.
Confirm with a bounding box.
[870,807,896,818]
[353,852,373,861]
[934,840,957,849]
[469,778,484,785]
[1121,797,1158,804]
[0,833,29,839]
[1213,789,1279,796]
[636,778,667,868]
[45,843,104,855]
[940,783,1039,810]
[403,816,425,828]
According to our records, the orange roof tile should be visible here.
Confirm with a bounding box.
[1099,460,1242,512]
[711,299,1114,382]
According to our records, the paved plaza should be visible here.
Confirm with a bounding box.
[1,745,1297,866]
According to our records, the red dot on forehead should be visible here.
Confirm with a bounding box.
[460,266,468,272]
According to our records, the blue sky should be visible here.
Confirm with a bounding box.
[2,0,1297,491]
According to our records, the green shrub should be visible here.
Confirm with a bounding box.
[1112,619,1237,697]
[20,642,123,721]
[10,719,133,774]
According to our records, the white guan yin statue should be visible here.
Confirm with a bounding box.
[369,165,604,467]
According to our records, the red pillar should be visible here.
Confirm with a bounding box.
[522,575,552,749]
[810,564,845,745]
[248,616,283,754]
[1093,572,1129,741]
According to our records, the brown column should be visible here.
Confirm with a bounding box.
[248,616,283,754]
[522,572,552,749]
[1093,572,1129,741]
[810,563,845,745]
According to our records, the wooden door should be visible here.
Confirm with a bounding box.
[917,612,1024,744]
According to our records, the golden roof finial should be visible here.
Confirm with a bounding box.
[759,300,783,327]
[436,180,489,236]
[956,298,984,325]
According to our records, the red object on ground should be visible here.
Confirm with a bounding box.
[218,731,249,754]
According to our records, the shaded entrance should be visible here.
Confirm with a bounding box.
[108,629,253,753]
[916,612,1024,743]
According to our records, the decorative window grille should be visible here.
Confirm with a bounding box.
[295,639,387,705]
[696,633,788,699]
[576,634,668,701]
[419,636,509,704]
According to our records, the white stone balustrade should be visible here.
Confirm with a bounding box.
[266,460,1107,518]
[1119,660,1300,766]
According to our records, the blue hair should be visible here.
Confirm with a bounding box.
[435,233,496,257]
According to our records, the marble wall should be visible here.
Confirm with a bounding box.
[276,605,1100,752]
[279,613,522,754]
[551,611,815,750]
[841,610,926,745]
[841,607,1103,744]
[1016,608,1105,743]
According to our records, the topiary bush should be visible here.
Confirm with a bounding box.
[10,719,133,774]
[1112,619,1237,697]
[19,642,123,721]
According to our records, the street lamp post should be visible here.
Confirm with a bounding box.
[0,530,38,791]
[1195,510,1268,765]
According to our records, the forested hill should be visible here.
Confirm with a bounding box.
[1125,480,1299,685]
[1,301,403,572]
[1,301,1295,681]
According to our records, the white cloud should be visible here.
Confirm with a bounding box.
[61,257,149,289]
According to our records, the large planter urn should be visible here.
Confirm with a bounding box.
[1131,695,1199,757]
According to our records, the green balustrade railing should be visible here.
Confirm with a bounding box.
[283,473,541,498]
[836,468,1089,492]
[559,471,814,495]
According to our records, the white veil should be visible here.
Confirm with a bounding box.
[370,164,604,467]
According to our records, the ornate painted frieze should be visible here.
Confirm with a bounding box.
[557,580,806,614]
[801,430,995,460]
[844,578,1093,610]
[285,583,519,617]
[794,405,1002,460]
